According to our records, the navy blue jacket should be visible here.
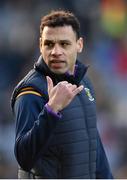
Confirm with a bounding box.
[11,56,113,179]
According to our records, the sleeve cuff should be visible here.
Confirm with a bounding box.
[45,104,62,119]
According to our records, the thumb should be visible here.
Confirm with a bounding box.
[46,76,54,94]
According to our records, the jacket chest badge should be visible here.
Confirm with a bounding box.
[84,87,94,101]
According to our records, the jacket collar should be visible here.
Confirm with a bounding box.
[34,55,88,86]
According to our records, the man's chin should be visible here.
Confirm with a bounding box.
[51,68,67,74]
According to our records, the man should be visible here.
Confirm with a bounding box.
[11,10,113,179]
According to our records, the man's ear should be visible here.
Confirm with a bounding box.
[77,37,83,53]
[39,37,42,53]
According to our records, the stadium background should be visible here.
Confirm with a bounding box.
[0,0,127,178]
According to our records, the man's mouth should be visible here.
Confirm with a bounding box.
[50,60,66,69]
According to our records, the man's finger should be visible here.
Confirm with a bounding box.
[73,85,84,96]
[66,84,77,92]
[46,76,54,94]
[57,81,69,85]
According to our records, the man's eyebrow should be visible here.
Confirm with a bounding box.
[60,40,71,43]
[44,39,71,43]
[44,39,54,43]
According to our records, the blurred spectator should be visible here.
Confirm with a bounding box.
[115,36,127,78]
[101,0,126,38]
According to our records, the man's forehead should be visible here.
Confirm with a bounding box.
[41,26,76,39]
[43,25,73,32]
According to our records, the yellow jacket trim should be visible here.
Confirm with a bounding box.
[20,87,35,91]
[16,90,42,99]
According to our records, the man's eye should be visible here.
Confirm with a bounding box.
[45,43,54,48]
[61,42,69,47]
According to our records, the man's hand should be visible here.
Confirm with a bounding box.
[46,76,84,113]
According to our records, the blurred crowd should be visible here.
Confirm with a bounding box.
[0,0,127,178]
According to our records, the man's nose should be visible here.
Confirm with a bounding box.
[51,44,62,56]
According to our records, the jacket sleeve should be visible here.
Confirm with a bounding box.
[96,132,113,179]
[13,94,60,171]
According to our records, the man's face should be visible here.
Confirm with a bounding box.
[40,26,83,74]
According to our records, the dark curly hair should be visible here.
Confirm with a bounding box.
[40,10,80,39]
